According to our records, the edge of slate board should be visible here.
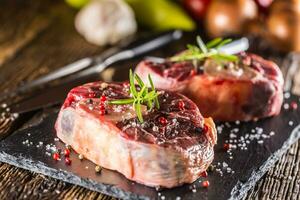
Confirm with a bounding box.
[0,151,149,200]
[230,124,300,200]
[0,120,300,200]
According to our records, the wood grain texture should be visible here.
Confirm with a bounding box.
[0,2,100,93]
[0,1,51,67]
[0,1,299,200]
[244,140,300,200]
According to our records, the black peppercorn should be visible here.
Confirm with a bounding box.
[195,127,203,133]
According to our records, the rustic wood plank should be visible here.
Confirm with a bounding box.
[244,140,300,200]
[0,0,299,200]
[0,141,298,200]
[0,1,116,199]
[0,0,101,94]
[0,1,52,67]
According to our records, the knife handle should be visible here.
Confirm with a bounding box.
[101,30,183,68]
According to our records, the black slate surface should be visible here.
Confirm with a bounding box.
[0,95,300,200]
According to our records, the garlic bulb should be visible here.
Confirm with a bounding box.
[75,0,137,46]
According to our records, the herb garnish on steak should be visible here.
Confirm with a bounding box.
[135,37,283,121]
[55,72,217,188]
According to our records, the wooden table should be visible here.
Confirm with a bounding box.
[0,1,299,199]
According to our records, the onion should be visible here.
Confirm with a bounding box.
[266,0,300,52]
[205,0,258,37]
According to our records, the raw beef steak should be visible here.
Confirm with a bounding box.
[55,81,217,188]
[135,52,284,121]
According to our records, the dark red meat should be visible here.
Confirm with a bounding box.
[55,82,217,188]
[135,52,284,121]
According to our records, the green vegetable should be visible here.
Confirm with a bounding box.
[125,0,195,31]
[65,0,90,9]
[109,69,160,123]
[170,36,239,63]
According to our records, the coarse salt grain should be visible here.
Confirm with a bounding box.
[222,162,228,168]
[12,113,19,118]
[131,122,137,127]
[283,103,289,110]
[217,126,223,133]
[284,92,291,99]
[101,82,108,89]
[152,126,159,132]
[1,103,7,108]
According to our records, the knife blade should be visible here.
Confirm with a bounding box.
[8,30,183,114]
[144,37,250,64]
[9,73,100,114]
[8,35,250,114]
[2,30,183,103]
[219,37,249,55]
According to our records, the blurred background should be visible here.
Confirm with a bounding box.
[1,0,299,92]
[0,1,299,200]
[64,0,299,52]
[1,0,300,111]
[2,0,300,90]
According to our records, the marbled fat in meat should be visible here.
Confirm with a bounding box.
[55,82,217,188]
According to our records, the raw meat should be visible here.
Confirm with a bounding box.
[135,52,284,121]
[55,82,217,188]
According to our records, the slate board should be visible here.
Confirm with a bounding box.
[0,94,300,200]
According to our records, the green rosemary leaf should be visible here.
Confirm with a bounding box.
[138,85,147,101]
[196,36,208,53]
[148,74,160,109]
[144,90,157,99]
[134,73,145,87]
[109,98,135,105]
[154,98,160,110]
[129,69,137,96]
[216,53,238,62]
[206,37,223,49]
[134,102,143,123]
[147,98,152,108]
[135,73,149,97]
[187,44,200,54]
[216,38,232,49]
[170,36,239,64]
[169,55,184,62]
[210,54,225,64]
[143,90,157,109]
[172,52,209,62]
[143,86,152,108]
[148,73,155,90]
[109,71,160,123]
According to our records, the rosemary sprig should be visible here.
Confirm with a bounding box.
[170,36,239,63]
[109,69,160,123]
